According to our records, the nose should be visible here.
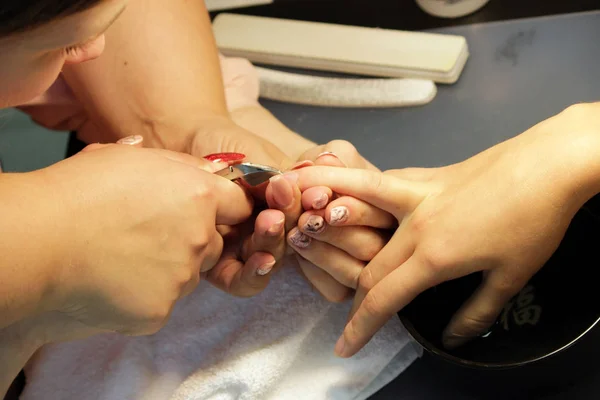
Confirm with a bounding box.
[64,34,106,65]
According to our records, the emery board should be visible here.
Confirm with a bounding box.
[212,13,469,84]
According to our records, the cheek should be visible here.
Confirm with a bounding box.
[0,51,66,108]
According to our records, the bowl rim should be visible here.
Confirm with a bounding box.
[399,314,600,369]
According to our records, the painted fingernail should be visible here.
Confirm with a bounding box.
[329,206,349,225]
[303,215,325,234]
[334,336,346,357]
[203,152,246,165]
[290,160,314,170]
[117,135,143,145]
[269,175,294,209]
[312,193,329,210]
[257,260,276,276]
[289,228,311,248]
[267,218,285,236]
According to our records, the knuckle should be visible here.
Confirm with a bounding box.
[419,242,455,276]
[357,268,376,294]
[362,290,387,318]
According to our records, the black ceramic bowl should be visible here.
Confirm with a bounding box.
[398,194,600,369]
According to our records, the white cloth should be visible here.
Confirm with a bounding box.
[22,261,420,400]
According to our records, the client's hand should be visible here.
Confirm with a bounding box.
[287,141,395,302]
[290,103,600,357]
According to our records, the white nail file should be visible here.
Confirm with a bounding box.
[212,13,469,84]
[205,0,273,12]
[256,67,437,108]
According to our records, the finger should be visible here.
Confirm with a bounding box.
[442,271,525,349]
[298,211,388,261]
[79,143,112,153]
[241,209,286,262]
[386,167,438,181]
[199,231,225,273]
[266,173,302,231]
[288,227,364,289]
[291,167,427,217]
[301,186,333,210]
[325,196,397,229]
[149,148,227,173]
[348,224,415,319]
[300,140,378,171]
[296,255,352,303]
[337,255,437,358]
[205,247,275,297]
[209,174,255,226]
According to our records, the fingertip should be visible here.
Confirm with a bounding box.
[301,186,333,210]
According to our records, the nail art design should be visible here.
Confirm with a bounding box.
[289,229,311,248]
[304,215,325,234]
[257,260,276,276]
[312,193,329,210]
[203,152,246,165]
[329,206,349,225]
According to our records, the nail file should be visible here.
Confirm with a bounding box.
[212,13,469,84]
[256,66,437,108]
[205,0,273,12]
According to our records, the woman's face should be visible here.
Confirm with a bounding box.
[0,0,128,108]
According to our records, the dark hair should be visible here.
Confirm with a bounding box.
[0,0,103,37]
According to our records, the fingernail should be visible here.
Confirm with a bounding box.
[257,260,276,276]
[334,336,346,357]
[312,193,329,210]
[442,334,469,350]
[303,215,325,234]
[289,228,311,248]
[329,206,349,225]
[267,219,285,236]
[317,151,346,167]
[269,175,294,209]
[290,160,314,170]
[317,151,337,158]
[117,135,143,145]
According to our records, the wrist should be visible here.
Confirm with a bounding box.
[537,103,600,213]
[0,172,68,326]
[23,170,73,313]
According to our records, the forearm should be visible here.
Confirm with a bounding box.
[62,0,227,151]
[0,173,64,329]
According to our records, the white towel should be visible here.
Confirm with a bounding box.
[21,260,420,400]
